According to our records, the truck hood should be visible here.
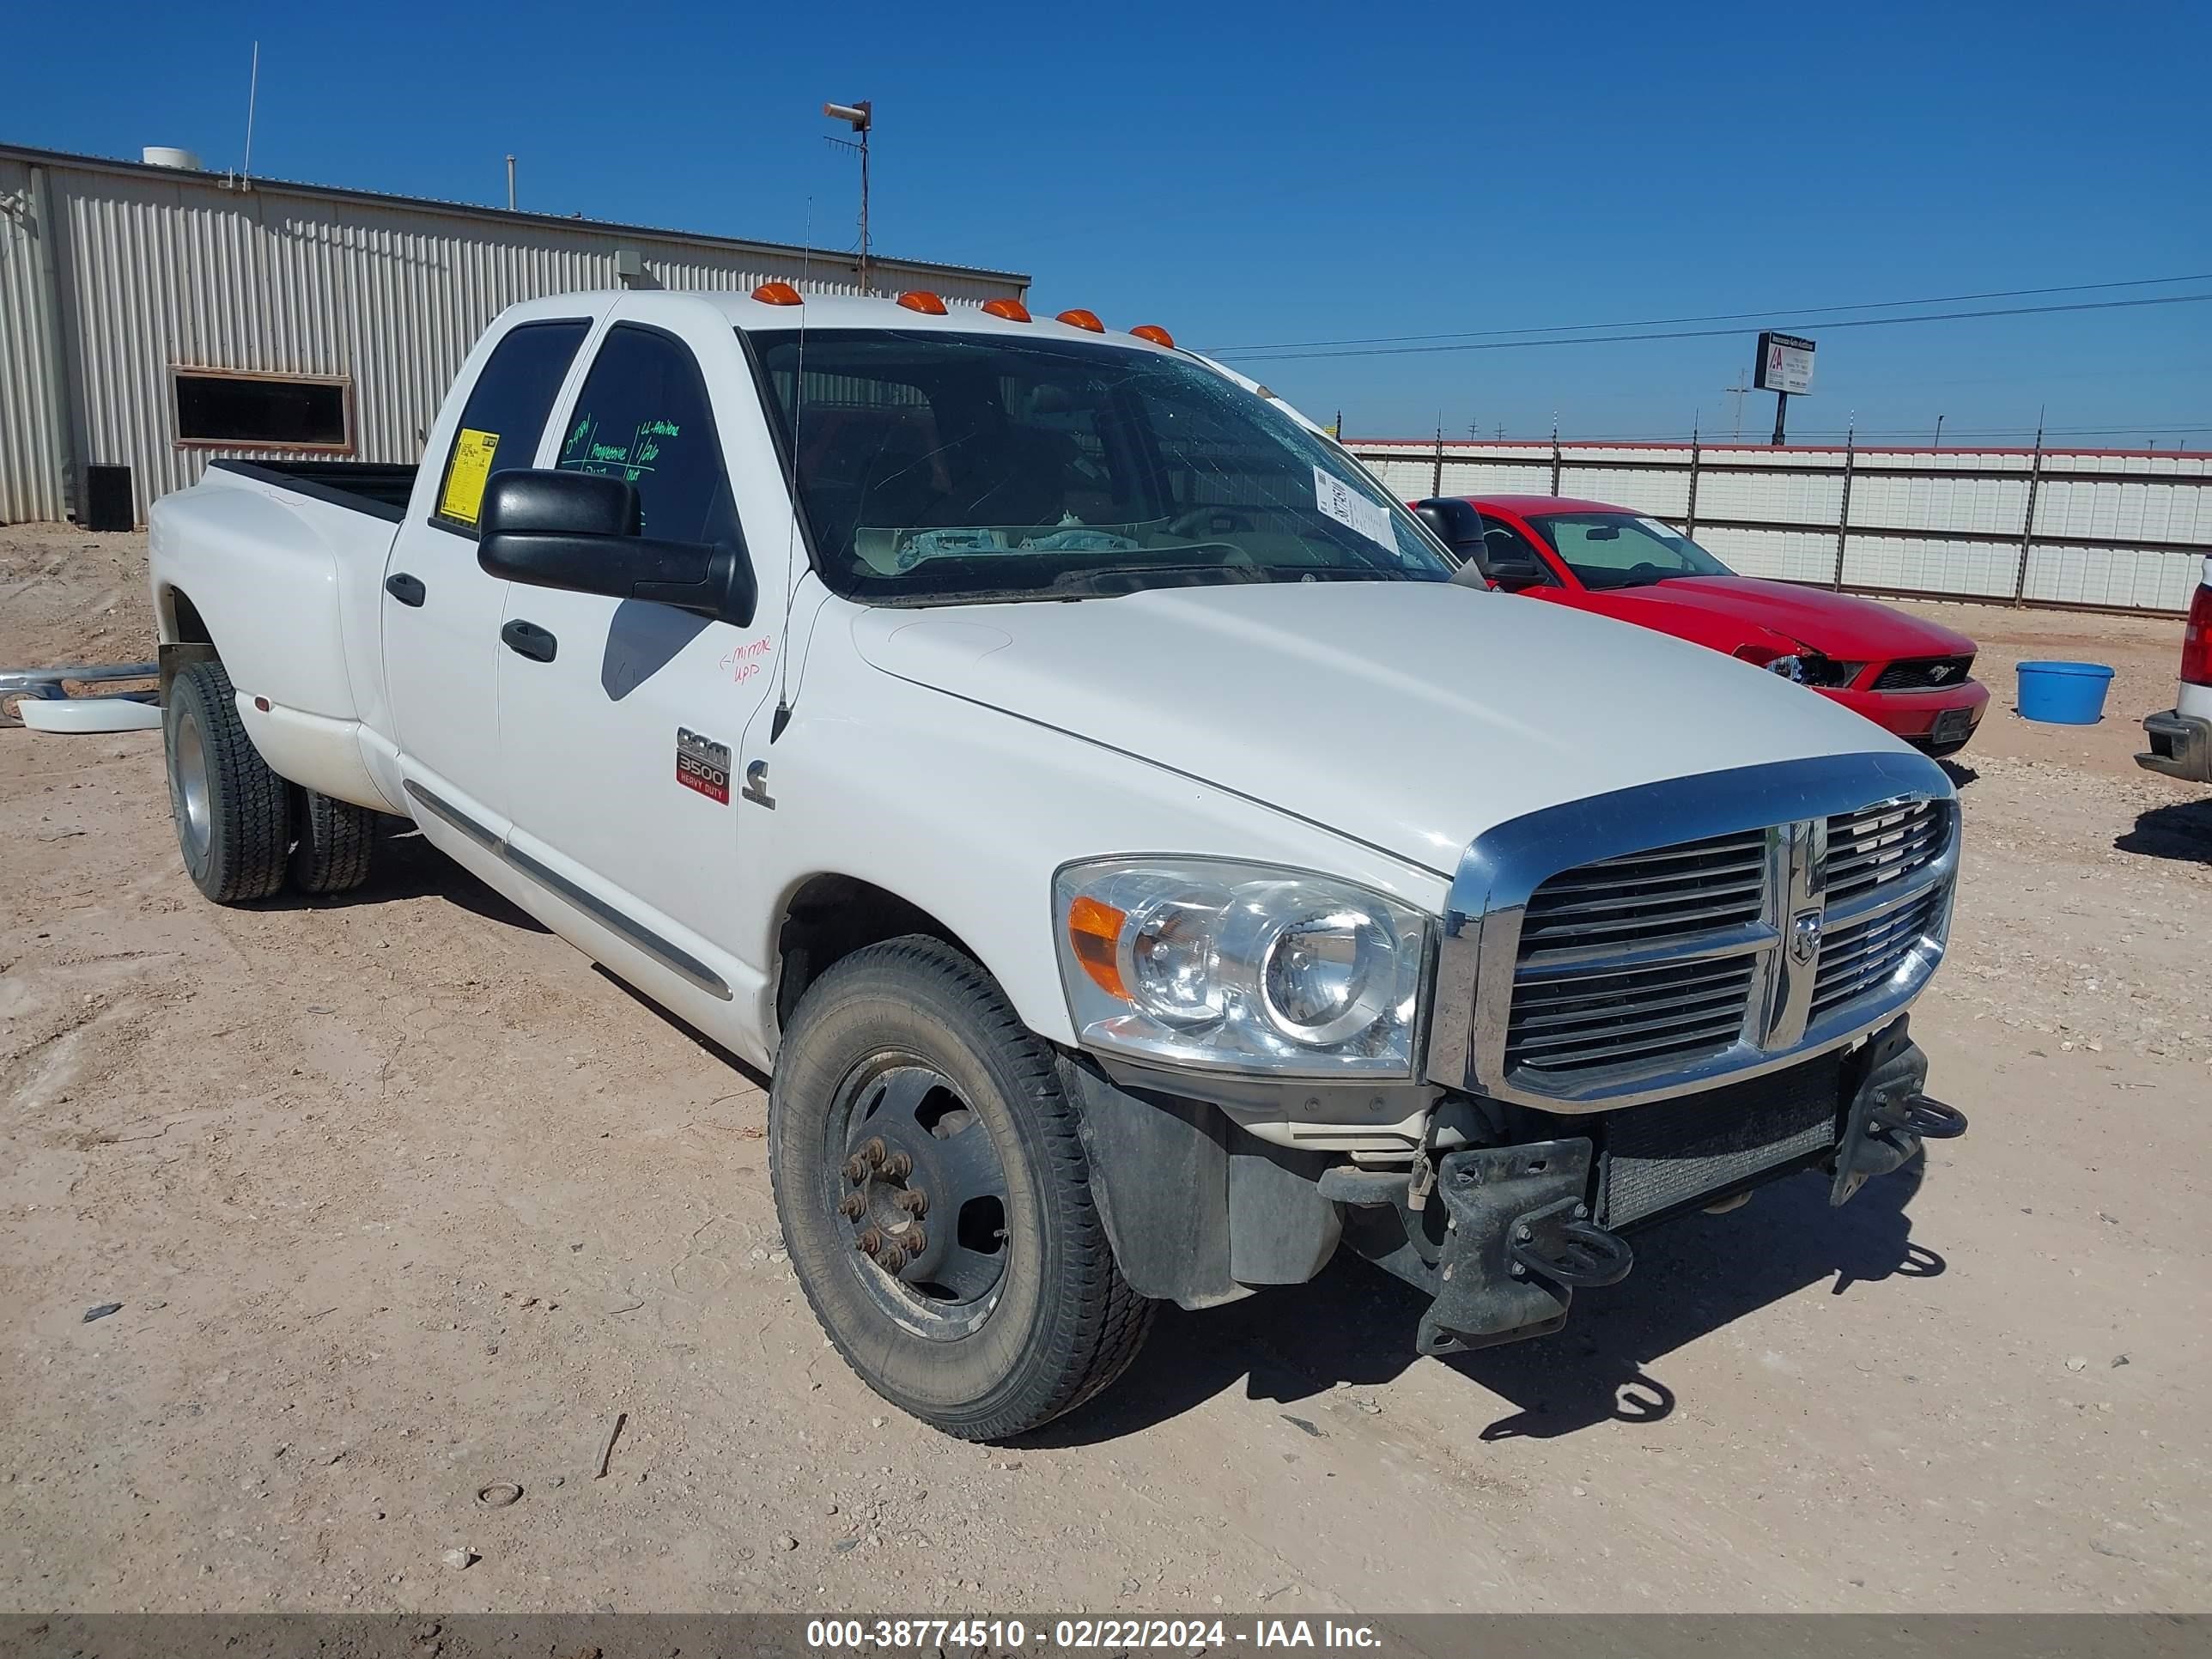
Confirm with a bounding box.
[1575,576,1978,662]
[850,580,1915,877]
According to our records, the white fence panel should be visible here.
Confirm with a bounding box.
[1344,438,2210,613]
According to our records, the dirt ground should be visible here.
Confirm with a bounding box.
[3,522,2208,1615]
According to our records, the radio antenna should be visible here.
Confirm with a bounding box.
[774,198,812,728]
[241,42,260,182]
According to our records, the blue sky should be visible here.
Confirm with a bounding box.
[11,0,2209,444]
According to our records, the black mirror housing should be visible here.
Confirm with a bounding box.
[477,469,757,628]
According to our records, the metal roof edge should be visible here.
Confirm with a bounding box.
[0,140,1031,288]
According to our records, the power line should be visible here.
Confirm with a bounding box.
[1217,292,2212,364]
[1203,271,2212,356]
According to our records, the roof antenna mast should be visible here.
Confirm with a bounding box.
[241,41,260,184]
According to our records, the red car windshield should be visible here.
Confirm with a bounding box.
[1530,512,1733,591]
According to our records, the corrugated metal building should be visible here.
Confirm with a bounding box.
[0,143,1029,525]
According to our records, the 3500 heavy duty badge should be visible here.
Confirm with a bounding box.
[675,727,731,805]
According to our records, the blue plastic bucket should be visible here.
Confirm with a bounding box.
[2015,659,2115,724]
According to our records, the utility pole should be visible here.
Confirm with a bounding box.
[1724,378,1749,441]
[823,100,873,290]
[1932,412,1944,449]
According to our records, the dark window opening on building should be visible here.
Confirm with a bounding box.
[173,371,352,449]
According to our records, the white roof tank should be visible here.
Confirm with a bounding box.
[142,146,204,170]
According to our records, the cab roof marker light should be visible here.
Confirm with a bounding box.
[1129,325,1176,349]
[1056,308,1106,333]
[981,298,1032,322]
[752,281,804,307]
[897,290,949,315]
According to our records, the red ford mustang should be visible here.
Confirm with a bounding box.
[1414,494,1988,757]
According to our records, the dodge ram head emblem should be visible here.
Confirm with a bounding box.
[1790,909,1824,965]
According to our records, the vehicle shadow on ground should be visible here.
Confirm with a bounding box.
[258,818,551,933]
[1035,1162,1939,1448]
[1939,760,1979,790]
[2115,796,2212,866]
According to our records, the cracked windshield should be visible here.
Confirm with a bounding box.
[752,330,1455,602]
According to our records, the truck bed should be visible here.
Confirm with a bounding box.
[208,459,417,522]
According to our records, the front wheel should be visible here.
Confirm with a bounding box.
[770,936,1154,1440]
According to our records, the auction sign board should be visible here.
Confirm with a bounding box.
[1753,331,1816,396]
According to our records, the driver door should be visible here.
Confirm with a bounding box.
[490,307,785,1043]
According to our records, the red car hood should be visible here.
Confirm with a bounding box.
[1571,576,1976,660]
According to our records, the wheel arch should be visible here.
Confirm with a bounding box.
[769,872,986,1052]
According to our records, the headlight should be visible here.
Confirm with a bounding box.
[1053,859,1430,1076]
[1764,653,1807,683]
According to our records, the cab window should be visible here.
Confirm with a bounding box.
[556,325,741,550]
[431,320,590,534]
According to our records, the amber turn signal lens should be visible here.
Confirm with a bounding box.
[752,282,804,306]
[1129,325,1176,349]
[1055,308,1106,333]
[981,297,1032,322]
[897,290,950,315]
[1066,896,1128,999]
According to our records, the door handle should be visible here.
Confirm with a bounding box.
[501,618,557,663]
[384,572,427,607]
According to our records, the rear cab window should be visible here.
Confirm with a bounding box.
[430,320,592,535]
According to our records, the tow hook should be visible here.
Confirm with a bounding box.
[1898,1095,1968,1139]
[1416,1139,1633,1356]
[1831,1015,1965,1206]
[1506,1198,1635,1288]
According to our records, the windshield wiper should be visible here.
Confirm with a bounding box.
[1045,562,1279,598]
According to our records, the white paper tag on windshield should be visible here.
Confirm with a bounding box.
[1313,466,1396,551]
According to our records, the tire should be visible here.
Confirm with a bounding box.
[770,936,1155,1441]
[163,659,289,904]
[289,787,377,894]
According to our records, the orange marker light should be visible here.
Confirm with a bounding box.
[981,297,1032,322]
[897,290,949,315]
[1129,325,1176,349]
[752,281,804,307]
[1056,308,1106,333]
[1066,896,1128,999]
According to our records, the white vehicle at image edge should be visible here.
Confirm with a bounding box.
[2136,555,2212,784]
[147,285,1971,1439]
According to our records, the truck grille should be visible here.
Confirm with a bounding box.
[1596,1053,1843,1228]
[1505,829,1767,1082]
[1505,954,1759,1079]
[1813,883,1948,1018]
[1498,799,1954,1093]
[1871,655,1974,691]
[1825,799,1949,905]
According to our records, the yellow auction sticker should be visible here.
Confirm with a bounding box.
[441,428,500,524]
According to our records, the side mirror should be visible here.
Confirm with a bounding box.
[1484,554,1548,586]
[477,470,757,628]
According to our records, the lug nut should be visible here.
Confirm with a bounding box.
[842,1156,868,1183]
[884,1151,913,1181]
[856,1227,883,1256]
[862,1137,888,1169]
[895,1188,928,1217]
[902,1224,928,1256]
[875,1241,908,1270]
[838,1193,866,1219]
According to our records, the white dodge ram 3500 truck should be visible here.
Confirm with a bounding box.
[149,287,1969,1439]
